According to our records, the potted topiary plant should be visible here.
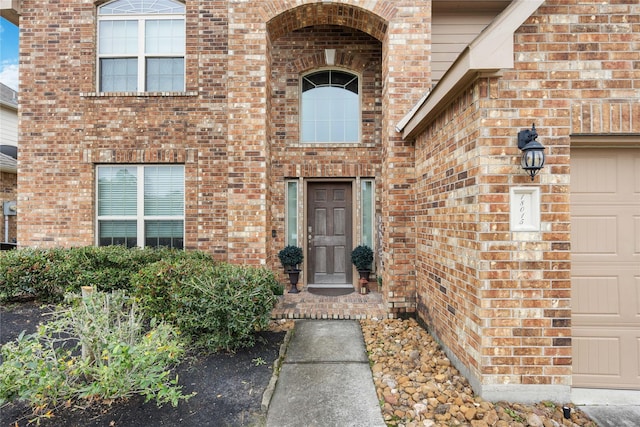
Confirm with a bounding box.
[278,245,304,293]
[351,245,373,282]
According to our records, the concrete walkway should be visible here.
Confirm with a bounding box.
[265,320,386,427]
[579,406,640,427]
[264,320,640,427]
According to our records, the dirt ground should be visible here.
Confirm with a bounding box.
[0,301,287,427]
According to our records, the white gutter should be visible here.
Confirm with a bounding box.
[0,99,18,111]
[0,153,17,174]
[396,0,544,140]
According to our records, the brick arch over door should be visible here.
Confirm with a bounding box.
[288,50,380,76]
[264,1,393,42]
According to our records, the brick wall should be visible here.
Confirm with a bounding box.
[16,0,429,306]
[379,1,430,315]
[415,80,483,381]
[414,0,639,400]
[17,0,221,250]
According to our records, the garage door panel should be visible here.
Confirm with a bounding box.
[635,216,640,255]
[635,156,640,193]
[637,338,640,379]
[572,327,640,389]
[573,267,638,324]
[571,147,640,390]
[572,275,619,316]
[572,208,639,260]
[571,155,618,194]
[636,275,640,318]
[572,215,617,255]
[573,336,620,377]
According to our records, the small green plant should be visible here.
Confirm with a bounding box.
[277,245,303,271]
[0,290,190,419]
[270,281,285,296]
[351,245,373,271]
[252,357,267,366]
[503,406,525,423]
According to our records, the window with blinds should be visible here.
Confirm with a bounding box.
[97,165,184,249]
[97,0,186,92]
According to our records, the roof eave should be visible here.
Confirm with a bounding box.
[396,0,544,140]
[0,0,21,25]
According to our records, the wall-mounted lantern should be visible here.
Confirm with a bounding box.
[517,123,545,181]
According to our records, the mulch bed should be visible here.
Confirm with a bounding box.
[0,301,286,427]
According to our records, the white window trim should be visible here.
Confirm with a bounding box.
[96,165,185,248]
[299,68,362,144]
[97,3,185,93]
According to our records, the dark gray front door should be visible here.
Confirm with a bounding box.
[308,182,352,285]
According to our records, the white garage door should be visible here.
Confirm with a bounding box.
[571,147,640,389]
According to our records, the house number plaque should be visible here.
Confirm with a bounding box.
[510,187,540,232]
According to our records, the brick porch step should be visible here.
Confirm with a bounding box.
[271,288,389,320]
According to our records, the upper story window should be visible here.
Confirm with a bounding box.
[301,70,360,143]
[97,0,186,92]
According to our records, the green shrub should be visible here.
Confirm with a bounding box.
[1,247,280,353]
[0,246,213,302]
[0,290,190,418]
[270,281,285,296]
[351,245,374,271]
[131,255,216,323]
[0,247,66,302]
[60,246,178,293]
[173,263,279,351]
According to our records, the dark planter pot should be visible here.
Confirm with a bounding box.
[358,270,371,281]
[287,269,301,293]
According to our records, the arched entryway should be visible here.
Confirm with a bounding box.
[265,2,388,291]
[234,0,430,315]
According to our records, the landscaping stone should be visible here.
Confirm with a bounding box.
[361,318,597,427]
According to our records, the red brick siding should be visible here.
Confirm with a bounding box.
[16,0,429,300]
[414,0,639,391]
[17,0,228,253]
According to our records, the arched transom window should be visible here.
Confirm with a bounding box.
[97,0,185,92]
[301,70,360,143]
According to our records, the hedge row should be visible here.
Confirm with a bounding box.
[0,246,283,351]
[0,246,210,302]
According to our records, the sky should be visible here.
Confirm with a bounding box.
[0,17,19,91]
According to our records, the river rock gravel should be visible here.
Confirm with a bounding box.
[360,318,597,427]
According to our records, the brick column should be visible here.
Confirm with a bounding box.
[226,1,269,264]
[380,1,431,315]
